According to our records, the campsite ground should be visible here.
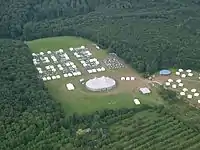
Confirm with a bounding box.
[27,36,164,116]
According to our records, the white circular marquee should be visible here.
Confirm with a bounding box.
[85,76,116,91]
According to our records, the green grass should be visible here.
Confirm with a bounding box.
[27,36,93,52]
[28,36,164,115]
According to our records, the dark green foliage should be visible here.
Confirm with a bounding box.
[0,40,67,149]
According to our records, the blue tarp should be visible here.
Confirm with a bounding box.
[159,69,171,75]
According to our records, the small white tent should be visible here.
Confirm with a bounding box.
[66,83,75,91]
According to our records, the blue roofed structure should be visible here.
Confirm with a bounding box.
[159,69,171,76]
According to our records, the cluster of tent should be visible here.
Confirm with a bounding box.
[87,67,106,73]
[74,50,92,58]
[175,69,193,78]
[103,54,125,69]
[80,58,100,68]
[165,78,200,102]
[165,79,184,88]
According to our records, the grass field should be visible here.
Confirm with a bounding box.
[27,36,164,116]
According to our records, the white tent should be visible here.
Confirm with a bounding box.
[42,77,47,81]
[66,83,75,91]
[47,77,51,80]
[181,74,186,78]
[77,72,81,76]
[172,84,177,89]
[139,88,151,94]
[83,63,87,67]
[165,82,170,86]
[70,62,74,65]
[188,73,193,77]
[134,99,140,105]
[80,61,85,64]
[57,64,62,68]
[92,69,97,73]
[32,53,36,56]
[97,68,102,72]
[88,70,93,74]
[191,89,197,93]
[178,83,184,87]
[187,94,192,99]
[121,77,125,80]
[176,72,180,76]
[186,69,192,73]
[45,66,50,70]
[81,46,85,49]
[59,49,63,53]
[198,100,200,103]
[56,75,61,79]
[47,51,51,54]
[39,70,43,74]
[52,76,56,80]
[176,79,182,83]
[50,65,54,69]
[52,69,56,72]
[131,77,135,80]
[168,79,173,83]
[101,67,105,71]
[40,52,44,55]
[68,73,73,77]
[69,48,73,51]
[64,74,68,77]
[198,77,200,80]
[44,57,48,60]
[194,93,199,97]
[66,63,70,66]
[126,77,130,80]
[178,69,183,72]
[180,92,185,96]
[59,67,63,71]
[72,72,77,76]
[183,88,188,92]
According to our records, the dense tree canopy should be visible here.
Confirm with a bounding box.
[1,0,200,73]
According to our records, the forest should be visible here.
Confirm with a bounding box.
[1,0,200,149]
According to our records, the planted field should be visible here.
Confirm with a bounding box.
[66,107,200,150]
[27,36,164,115]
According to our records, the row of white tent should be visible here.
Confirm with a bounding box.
[64,72,82,77]
[87,67,106,73]
[177,69,192,73]
[175,72,193,77]
[74,51,92,58]
[70,46,85,52]
[32,49,64,56]
[42,71,82,81]
[121,77,135,81]
[42,75,61,81]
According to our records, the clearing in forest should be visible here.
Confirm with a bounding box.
[27,36,164,116]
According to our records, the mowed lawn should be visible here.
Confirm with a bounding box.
[27,36,164,116]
